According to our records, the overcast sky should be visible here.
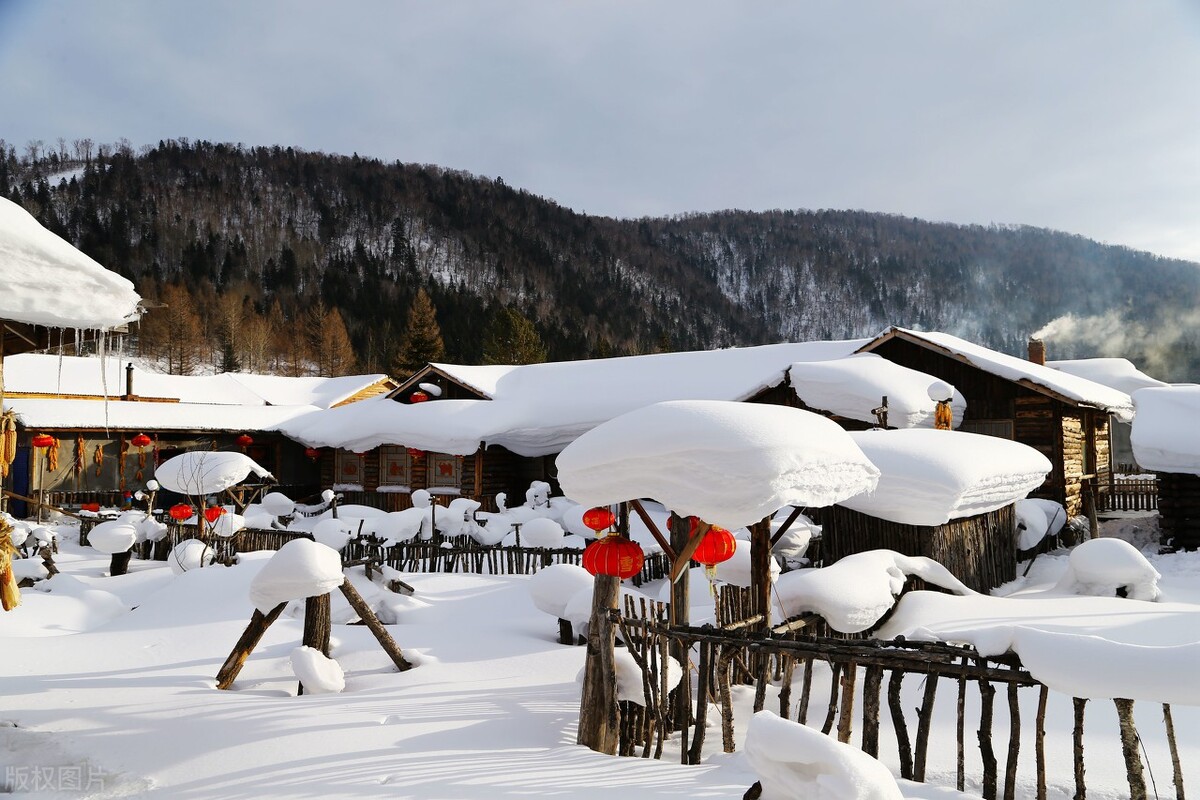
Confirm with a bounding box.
[3,1,1199,262]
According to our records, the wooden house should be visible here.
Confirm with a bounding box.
[284,341,873,513]
[3,354,394,514]
[1129,385,1200,551]
[858,328,1134,517]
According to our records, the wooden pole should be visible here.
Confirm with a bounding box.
[749,517,771,632]
[298,593,332,695]
[1035,686,1048,800]
[1114,698,1147,800]
[216,603,287,689]
[668,513,691,734]
[1162,703,1185,800]
[337,579,413,671]
[861,665,883,757]
[958,676,968,792]
[1073,697,1087,800]
[1004,683,1021,800]
[888,670,913,780]
[979,678,998,800]
[914,673,939,781]
[688,640,710,765]
[837,661,857,744]
[578,573,621,754]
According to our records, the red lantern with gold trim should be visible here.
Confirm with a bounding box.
[409,390,429,403]
[406,447,425,458]
[131,433,152,448]
[582,535,644,580]
[31,433,55,448]
[304,447,321,461]
[168,503,194,522]
[582,507,616,532]
[692,525,737,567]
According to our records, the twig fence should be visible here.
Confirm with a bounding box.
[1103,477,1159,512]
[613,601,1186,800]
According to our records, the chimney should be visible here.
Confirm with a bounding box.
[125,362,135,400]
[1027,338,1046,366]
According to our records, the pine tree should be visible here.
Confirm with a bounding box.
[481,306,548,365]
[391,288,445,378]
[138,282,204,375]
[306,302,358,376]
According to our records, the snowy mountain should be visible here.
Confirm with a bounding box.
[5,140,1200,378]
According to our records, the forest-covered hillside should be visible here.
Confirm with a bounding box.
[4,138,1199,379]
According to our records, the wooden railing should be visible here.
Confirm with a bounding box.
[612,611,1186,800]
[1102,477,1159,512]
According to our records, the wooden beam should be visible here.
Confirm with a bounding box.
[769,506,806,547]
[630,499,675,561]
[669,519,709,583]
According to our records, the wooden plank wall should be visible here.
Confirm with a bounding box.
[1155,472,1200,551]
[822,504,1017,592]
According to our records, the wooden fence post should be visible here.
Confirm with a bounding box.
[578,573,621,754]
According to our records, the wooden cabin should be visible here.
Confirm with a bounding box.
[859,328,1133,517]
[3,354,394,514]
[1129,385,1200,551]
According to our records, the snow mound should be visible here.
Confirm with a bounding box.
[248,539,345,614]
[311,518,353,551]
[788,353,967,429]
[744,711,903,800]
[290,646,345,694]
[557,400,880,531]
[1015,499,1067,551]
[613,649,681,705]
[840,429,1051,526]
[168,539,214,574]
[86,520,137,554]
[154,451,273,495]
[774,550,975,633]
[519,517,565,549]
[529,563,595,619]
[1054,538,1161,601]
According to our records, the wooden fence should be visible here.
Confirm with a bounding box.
[1102,478,1159,512]
[613,608,1186,800]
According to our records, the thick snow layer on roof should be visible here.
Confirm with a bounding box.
[1048,357,1167,395]
[286,340,866,456]
[425,363,519,398]
[557,400,880,531]
[227,373,389,408]
[787,353,966,428]
[4,397,319,432]
[0,197,142,330]
[3,354,385,409]
[866,328,1135,421]
[838,429,1051,526]
[1131,385,1200,474]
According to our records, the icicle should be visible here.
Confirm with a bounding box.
[56,328,65,394]
[74,328,82,356]
[98,330,111,435]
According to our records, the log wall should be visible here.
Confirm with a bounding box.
[822,504,1017,592]
[1156,472,1200,551]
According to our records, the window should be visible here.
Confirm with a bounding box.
[333,449,366,489]
[958,419,1014,440]
[379,446,413,490]
[427,453,462,492]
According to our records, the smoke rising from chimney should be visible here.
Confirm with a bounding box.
[1032,310,1200,381]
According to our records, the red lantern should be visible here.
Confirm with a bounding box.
[582,535,644,579]
[80,502,101,513]
[131,433,152,448]
[304,447,321,461]
[582,507,616,532]
[31,433,55,448]
[409,390,429,403]
[204,506,225,523]
[236,434,254,449]
[168,503,194,522]
[406,447,425,458]
[692,525,737,567]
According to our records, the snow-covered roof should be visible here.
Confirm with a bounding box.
[1130,385,1200,475]
[787,353,967,429]
[287,340,869,456]
[556,400,880,530]
[1048,357,1167,396]
[226,372,391,408]
[4,397,320,433]
[838,428,1052,526]
[0,197,142,330]
[860,327,1135,422]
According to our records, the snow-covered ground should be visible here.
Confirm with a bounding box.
[1,514,1196,799]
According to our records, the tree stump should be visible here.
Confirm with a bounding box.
[578,573,620,754]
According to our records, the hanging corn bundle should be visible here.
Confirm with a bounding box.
[74,434,86,485]
[118,438,128,487]
[0,412,17,480]
[1,519,20,611]
[94,444,104,476]
[46,437,61,472]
